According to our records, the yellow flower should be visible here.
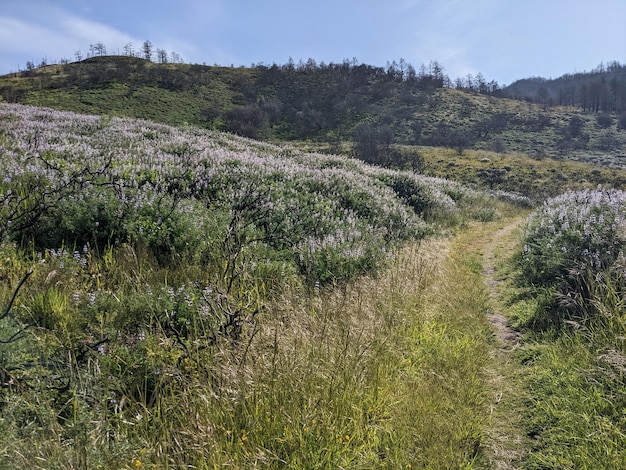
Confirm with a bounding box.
[133,459,142,468]
[344,434,351,442]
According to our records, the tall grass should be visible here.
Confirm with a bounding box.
[0,234,496,468]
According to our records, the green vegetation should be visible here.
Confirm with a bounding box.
[1,57,625,165]
[419,147,626,200]
[0,103,526,467]
[494,189,626,468]
[2,54,626,467]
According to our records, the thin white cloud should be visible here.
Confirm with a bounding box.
[0,15,81,70]
[0,10,145,71]
[60,16,138,47]
[0,16,67,54]
[0,1,212,72]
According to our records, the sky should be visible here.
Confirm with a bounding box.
[1,0,625,86]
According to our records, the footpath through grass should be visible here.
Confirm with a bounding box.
[183,233,499,469]
[459,216,531,469]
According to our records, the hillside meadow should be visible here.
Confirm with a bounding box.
[0,103,529,468]
[2,57,625,164]
[2,102,626,468]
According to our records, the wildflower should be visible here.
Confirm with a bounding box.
[133,458,142,468]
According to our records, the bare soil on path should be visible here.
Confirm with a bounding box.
[482,220,524,345]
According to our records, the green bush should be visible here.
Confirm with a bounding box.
[518,188,626,323]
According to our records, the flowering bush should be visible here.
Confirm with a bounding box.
[0,103,520,283]
[518,188,626,321]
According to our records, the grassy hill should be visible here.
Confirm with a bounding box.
[1,56,625,166]
[0,102,527,467]
[1,98,626,467]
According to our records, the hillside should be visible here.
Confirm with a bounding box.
[0,102,516,280]
[0,103,529,467]
[1,56,625,165]
[501,60,626,113]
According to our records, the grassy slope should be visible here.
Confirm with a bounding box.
[1,57,625,165]
[430,89,626,163]
[0,58,251,128]
[420,147,626,199]
[0,103,531,467]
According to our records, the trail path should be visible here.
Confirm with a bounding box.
[460,216,530,469]
[482,219,524,345]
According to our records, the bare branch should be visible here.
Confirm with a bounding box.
[0,269,33,322]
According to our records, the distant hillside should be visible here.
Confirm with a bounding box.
[501,61,626,113]
[1,56,625,164]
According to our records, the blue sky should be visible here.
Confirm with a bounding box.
[1,0,625,85]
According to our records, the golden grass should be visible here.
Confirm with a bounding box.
[161,235,496,468]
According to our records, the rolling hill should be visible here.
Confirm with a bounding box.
[1,56,625,167]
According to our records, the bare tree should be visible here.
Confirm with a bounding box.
[123,42,134,57]
[170,51,183,64]
[93,42,106,56]
[157,48,168,64]
[142,40,153,61]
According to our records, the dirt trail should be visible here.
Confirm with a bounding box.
[471,216,529,470]
[481,219,524,344]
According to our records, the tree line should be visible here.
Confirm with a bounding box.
[500,61,626,114]
[17,41,504,95]
[22,40,184,72]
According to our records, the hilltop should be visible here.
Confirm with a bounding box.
[1,56,625,167]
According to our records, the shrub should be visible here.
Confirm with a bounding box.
[518,188,626,323]
[596,113,613,129]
